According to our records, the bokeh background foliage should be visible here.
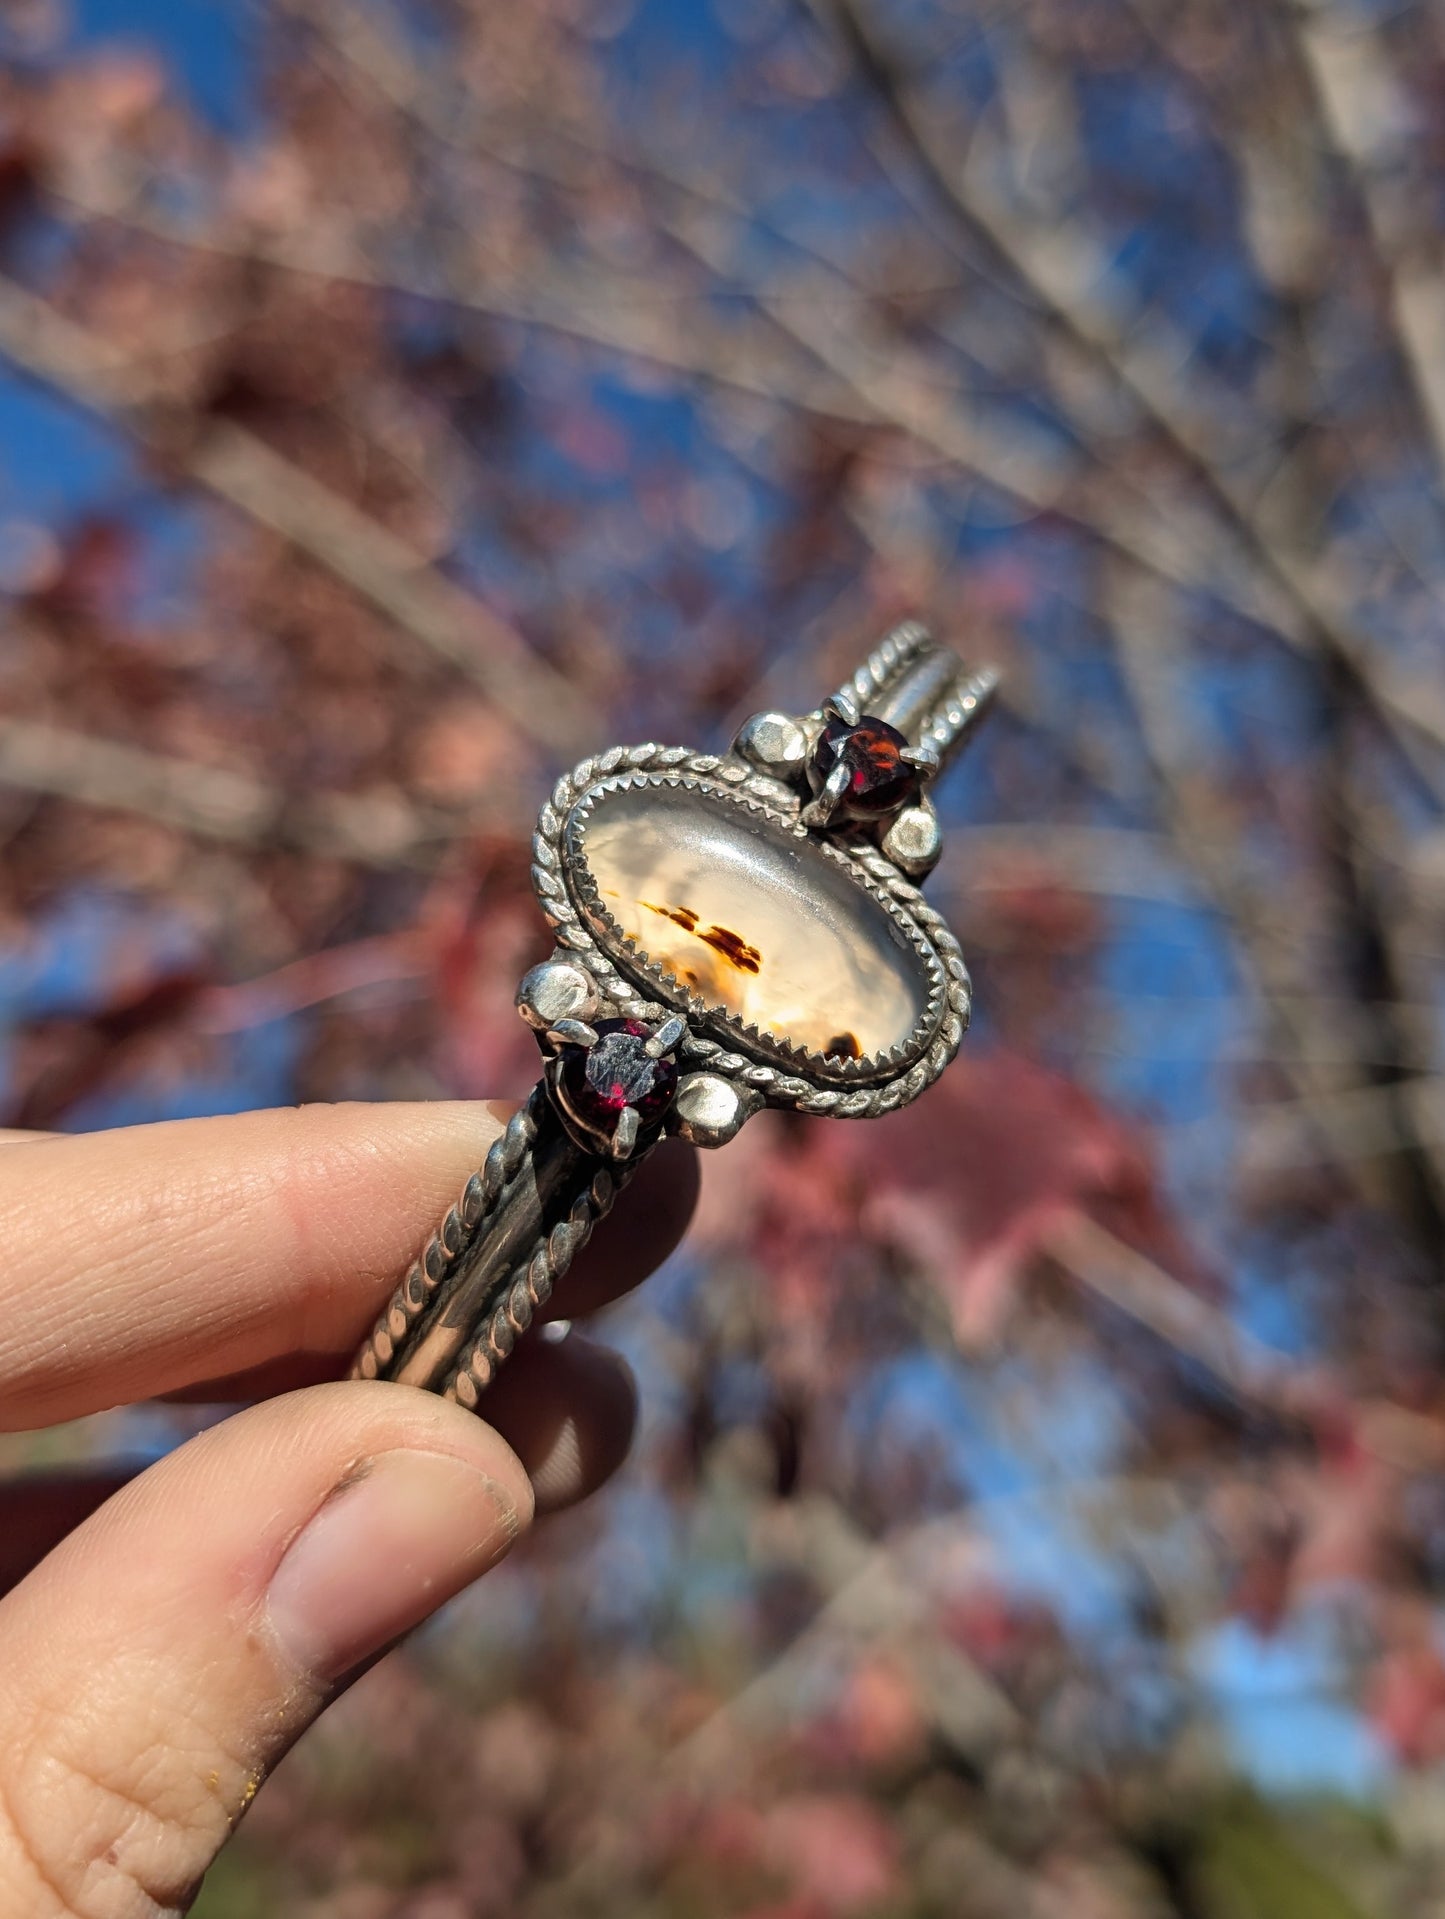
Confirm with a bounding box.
[3,0,1445,1912]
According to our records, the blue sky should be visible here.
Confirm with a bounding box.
[69,0,258,132]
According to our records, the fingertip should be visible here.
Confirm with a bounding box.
[298,1378,538,1535]
[0,1380,543,1906]
[0,1100,515,1428]
[266,1445,523,1684]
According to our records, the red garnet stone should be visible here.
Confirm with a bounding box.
[813,714,920,817]
[560,1018,679,1135]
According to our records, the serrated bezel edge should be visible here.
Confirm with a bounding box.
[531,744,971,1120]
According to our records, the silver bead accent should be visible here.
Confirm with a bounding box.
[670,1072,763,1148]
[733,710,810,779]
[516,956,599,1032]
[882,800,943,880]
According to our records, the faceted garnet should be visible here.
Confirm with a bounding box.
[813,715,920,818]
[560,1017,679,1135]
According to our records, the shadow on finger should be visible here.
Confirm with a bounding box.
[479,1330,637,1513]
[540,1134,699,1320]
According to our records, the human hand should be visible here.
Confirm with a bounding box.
[0,1102,697,1914]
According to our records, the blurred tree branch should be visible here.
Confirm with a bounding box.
[1107,565,1445,1247]
[286,0,1310,648]
[0,713,468,867]
[1286,0,1445,473]
[1045,1209,1445,1475]
[807,0,1445,799]
[676,1490,1025,1782]
[0,275,592,754]
[65,0,1434,859]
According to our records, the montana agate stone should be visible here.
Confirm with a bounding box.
[577,782,930,1061]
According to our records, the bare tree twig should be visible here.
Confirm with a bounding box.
[1119,0,1445,606]
[187,423,587,745]
[806,0,1445,795]
[200,932,433,1030]
[276,0,1314,650]
[956,823,1198,904]
[48,169,877,428]
[1325,734,1445,1233]
[1043,1209,1445,1470]
[673,1492,1023,1781]
[674,1185,1445,1790]
[1231,1072,1445,1170]
[1043,1212,1292,1408]
[63,178,1250,684]
[1065,999,1439,1073]
[1105,562,1445,1237]
[1286,0,1445,476]
[307,0,1445,824]
[1089,5,1445,1243]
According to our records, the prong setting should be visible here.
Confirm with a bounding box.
[645,1015,687,1058]
[800,757,852,830]
[900,743,942,781]
[547,1018,600,1049]
[612,1105,640,1159]
[806,710,925,827]
[547,1011,688,1157]
[822,688,861,727]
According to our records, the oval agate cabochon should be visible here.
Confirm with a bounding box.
[574,781,933,1063]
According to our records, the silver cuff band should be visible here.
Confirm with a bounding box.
[351,1089,632,1404]
[351,625,996,1404]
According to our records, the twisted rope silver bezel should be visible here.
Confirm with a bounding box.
[806,619,934,723]
[532,746,971,1120]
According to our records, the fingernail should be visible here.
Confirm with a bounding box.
[267,1450,524,1682]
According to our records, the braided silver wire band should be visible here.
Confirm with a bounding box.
[350,1090,638,1403]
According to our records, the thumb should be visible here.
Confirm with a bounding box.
[0,1382,533,1917]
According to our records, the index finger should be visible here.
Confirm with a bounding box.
[0,1102,696,1431]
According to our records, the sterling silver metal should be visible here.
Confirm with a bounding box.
[352,623,997,1405]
